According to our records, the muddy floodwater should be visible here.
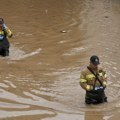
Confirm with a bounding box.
[0,0,120,120]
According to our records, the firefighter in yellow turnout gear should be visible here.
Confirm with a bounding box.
[0,18,13,57]
[80,55,107,104]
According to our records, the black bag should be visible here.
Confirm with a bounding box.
[86,90,106,103]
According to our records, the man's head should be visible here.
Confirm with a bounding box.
[90,55,100,67]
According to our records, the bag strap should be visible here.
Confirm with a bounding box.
[87,66,103,87]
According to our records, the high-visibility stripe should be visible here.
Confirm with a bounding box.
[103,81,107,86]
[86,74,95,81]
[104,74,107,78]
[80,79,87,83]
[99,73,103,76]
[0,31,4,35]
[86,85,91,91]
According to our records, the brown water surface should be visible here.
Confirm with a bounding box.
[0,0,120,120]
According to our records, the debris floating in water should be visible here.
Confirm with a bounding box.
[60,30,67,33]
[104,16,108,18]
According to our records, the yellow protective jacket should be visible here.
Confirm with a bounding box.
[80,66,107,91]
[0,25,13,40]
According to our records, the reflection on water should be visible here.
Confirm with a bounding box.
[0,0,120,120]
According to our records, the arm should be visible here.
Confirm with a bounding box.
[80,71,93,91]
[102,69,107,87]
[3,24,13,38]
[99,68,107,87]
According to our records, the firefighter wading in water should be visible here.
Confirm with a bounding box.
[80,55,107,104]
[0,18,13,57]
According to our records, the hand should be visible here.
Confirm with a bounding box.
[102,81,107,88]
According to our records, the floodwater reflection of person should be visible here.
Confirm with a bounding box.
[80,55,107,104]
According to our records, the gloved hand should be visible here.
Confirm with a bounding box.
[102,81,107,88]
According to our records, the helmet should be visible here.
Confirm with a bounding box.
[90,55,100,65]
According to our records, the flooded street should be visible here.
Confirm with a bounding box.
[0,0,120,119]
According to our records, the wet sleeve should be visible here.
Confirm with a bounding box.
[101,68,107,87]
[5,27,13,38]
[80,71,93,91]
[3,24,13,38]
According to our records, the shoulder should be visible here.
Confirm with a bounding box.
[98,65,106,72]
[80,66,89,75]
